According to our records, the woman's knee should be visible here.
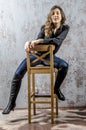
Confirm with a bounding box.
[61,61,69,74]
[56,58,69,72]
[63,61,68,69]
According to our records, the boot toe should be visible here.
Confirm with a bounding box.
[2,109,10,114]
[54,88,65,101]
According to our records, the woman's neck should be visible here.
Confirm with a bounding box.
[54,22,61,29]
[53,22,61,34]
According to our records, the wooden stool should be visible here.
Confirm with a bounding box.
[26,45,58,124]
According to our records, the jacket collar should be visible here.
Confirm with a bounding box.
[53,24,63,36]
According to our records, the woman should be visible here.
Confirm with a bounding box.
[2,5,70,114]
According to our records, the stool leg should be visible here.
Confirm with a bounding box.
[55,71,58,115]
[28,73,31,123]
[56,97,58,115]
[51,73,54,124]
[32,74,36,115]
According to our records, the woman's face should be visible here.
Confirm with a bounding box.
[51,8,62,25]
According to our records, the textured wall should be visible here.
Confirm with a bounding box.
[0,0,86,108]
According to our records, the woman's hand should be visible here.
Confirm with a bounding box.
[24,40,38,52]
[30,39,44,48]
[24,41,31,52]
[24,39,44,52]
[30,40,38,48]
[30,39,44,47]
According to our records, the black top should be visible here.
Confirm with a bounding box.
[36,24,70,54]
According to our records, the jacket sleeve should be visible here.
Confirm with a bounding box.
[36,27,45,39]
[43,25,70,46]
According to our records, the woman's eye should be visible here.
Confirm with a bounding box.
[51,11,60,16]
[52,12,59,16]
[52,12,54,15]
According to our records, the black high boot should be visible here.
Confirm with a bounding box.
[54,65,68,101]
[2,73,22,114]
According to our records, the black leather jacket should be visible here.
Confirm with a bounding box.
[37,24,70,54]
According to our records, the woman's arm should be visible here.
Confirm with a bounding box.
[25,25,69,52]
[43,25,70,46]
[28,27,45,48]
[24,28,44,52]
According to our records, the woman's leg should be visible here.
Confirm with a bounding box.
[2,58,27,114]
[42,55,68,101]
[54,56,68,101]
[2,55,41,114]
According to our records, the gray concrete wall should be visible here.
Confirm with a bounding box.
[0,0,86,108]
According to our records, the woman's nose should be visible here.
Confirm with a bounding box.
[54,13,58,16]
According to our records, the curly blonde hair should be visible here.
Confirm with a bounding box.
[44,5,66,38]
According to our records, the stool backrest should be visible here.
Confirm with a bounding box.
[26,45,55,73]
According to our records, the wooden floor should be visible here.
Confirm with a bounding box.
[0,108,86,130]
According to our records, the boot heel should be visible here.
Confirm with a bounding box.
[12,108,14,111]
[12,104,16,111]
